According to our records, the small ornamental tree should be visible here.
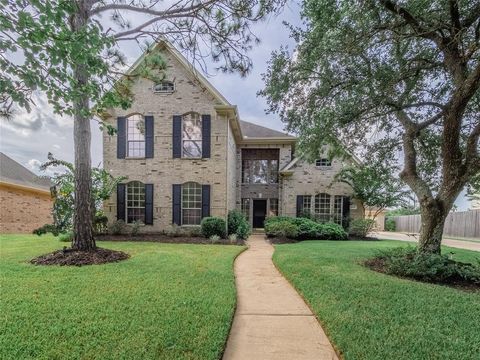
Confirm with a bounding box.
[261,0,480,254]
[1,0,283,251]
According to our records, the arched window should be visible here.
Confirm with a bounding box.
[153,80,175,93]
[182,112,202,158]
[126,114,145,157]
[314,193,331,222]
[126,181,145,223]
[182,182,202,225]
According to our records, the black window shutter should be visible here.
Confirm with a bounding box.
[145,184,154,225]
[201,185,211,218]
[145,116,154,158]
[117,183,126,221]
[296,195,304,217]
[117,117,126,159]
[172,184,182,225]
[172,115,182,158]
[342,196,351,230]
[202,114,211,158]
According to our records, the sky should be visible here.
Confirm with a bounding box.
[0,3,471,210]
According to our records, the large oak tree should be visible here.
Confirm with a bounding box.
[1,0,282,251]
[261,0,480,254]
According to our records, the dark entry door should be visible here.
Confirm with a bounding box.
[252,199,267,228]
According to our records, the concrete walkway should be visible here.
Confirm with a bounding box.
[223,235,338,360]
[370,231,480,252]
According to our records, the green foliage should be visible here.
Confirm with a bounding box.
[374,247,480,284]
[273,240,480,359]
[386,207,421,217]
[385,218,396,232]
[130,221,143,236]
[33,153,125,235]
[201,217,227,238]
[209,235,221,244]
[265,216,348,240]
[109,220,127,235]
[1,234,243,359]
[349,219,376,238]
[228,233,238,244]
[58,232,74,243]
[265,220,299,239]
[227,210,251,239]
[33,224,61,237]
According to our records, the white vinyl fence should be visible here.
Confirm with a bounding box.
[391,209,480,239]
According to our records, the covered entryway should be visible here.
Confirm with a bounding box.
[252,199,267,228]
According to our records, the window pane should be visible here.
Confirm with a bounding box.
[182,182,202,225]
[154,81,174,92]
[316,158,332,167]
[301,196,311,217]
[333,195,343,224]
[126,181,145,223]
[314,193,331,222]
[182,113,202,158]
[127,115,145,157]
[269,198,278,217]
[269,160,278,183]
[241,198,250,221]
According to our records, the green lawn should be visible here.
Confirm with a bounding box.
[0,234,244,360]
[273,240,480,360]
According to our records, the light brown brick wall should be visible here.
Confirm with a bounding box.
[0,184,53,234]
[103,47,232,232]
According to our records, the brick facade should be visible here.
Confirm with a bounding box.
[0,184,52,234]
[102,42,363,232]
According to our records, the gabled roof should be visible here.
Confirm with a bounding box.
[0,153,51,192]
[239,120,295,139]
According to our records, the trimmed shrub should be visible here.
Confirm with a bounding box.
[349,218,376,237]
[236,220,251,240]
[371,247,480,284]
[33,224,61,236]
[186,226,202,237]
[316,222,348,240]
[131,220,143,236]
[109,220,127,235]
[209,235,221,244]
[265,220,299,239]
[385,218,396,232]
[228,233,238,244]
[94,212,109,234]
[228,210,251,239]
[58,231,74,242]
[201,217,227,238]
[265,216,348,240]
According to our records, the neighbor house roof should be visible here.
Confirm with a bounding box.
[0,153,51,193]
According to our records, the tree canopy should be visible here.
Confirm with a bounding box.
[261,0,480,253]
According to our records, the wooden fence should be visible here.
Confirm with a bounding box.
[391,209,480,239]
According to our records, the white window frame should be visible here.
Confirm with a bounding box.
[126,181,145,223]
[181,182,202,225]
[315,158,332,169]
[153,81,175,93]
[126,114,145,158]
[181,113,202,159]
[314,193,331,222]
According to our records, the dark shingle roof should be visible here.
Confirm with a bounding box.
[239,120,295,139]
[0,153,51,191]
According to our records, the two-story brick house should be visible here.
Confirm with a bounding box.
[103,41,363,232]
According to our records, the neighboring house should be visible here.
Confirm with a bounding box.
[102,41,363,232]
[0,153,52,233]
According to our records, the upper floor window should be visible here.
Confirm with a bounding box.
[315,158,332,168]
[242,159,279,184]
[153,80,175,93]
[182,182,202,225]
[127,114,145,157]
[127,181,145,223]
[182,113,202,158]
[269,198,279,217]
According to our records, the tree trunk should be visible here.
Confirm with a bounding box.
[71,1,95,251]
[417,199,447,254]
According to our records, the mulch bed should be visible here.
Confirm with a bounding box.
[30,247,130,266]
[267,236,376,244]
[96,234,245,245]
[364,257,480,292]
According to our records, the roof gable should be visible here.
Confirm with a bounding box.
[239,120,295,139]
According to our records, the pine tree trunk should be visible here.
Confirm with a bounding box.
[71,1,95,251]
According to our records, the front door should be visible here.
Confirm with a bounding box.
[252,200,267,228]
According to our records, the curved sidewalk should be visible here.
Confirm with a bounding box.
[223,235,338,360]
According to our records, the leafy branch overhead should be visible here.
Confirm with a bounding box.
[261,0,480,254]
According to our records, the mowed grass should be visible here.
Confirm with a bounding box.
[273,240,480,360]
[0,234,244,360]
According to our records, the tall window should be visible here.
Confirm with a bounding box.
[127,181,145,223]
[241,198,250,221]
[269,198,278,216]
[153,81,174,93]
[242,159,279,184]
[314,193,331,222]
[301,196,312,217]
[333,195,344,224]
[127,114,145,157]
[182,182,202,225]
[182,113,202,158]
